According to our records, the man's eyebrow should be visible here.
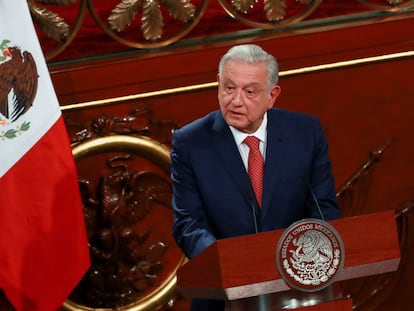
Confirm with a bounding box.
[222,78,234,84]
[244,82,261,87]
[222,79,261,88]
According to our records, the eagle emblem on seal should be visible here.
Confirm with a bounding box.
[291,230,333,265]
[276,219,345,292]
[0,42,39,123]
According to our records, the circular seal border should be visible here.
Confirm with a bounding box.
[276,218,345,292]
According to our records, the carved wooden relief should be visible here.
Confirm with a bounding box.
[336,138,414,310]
[340,203,414,311]
[336,138,392,217]
[29,0,413,61]
[62,135,186,311]
[64,104,179,147]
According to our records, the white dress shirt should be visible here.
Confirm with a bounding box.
[229,112,267,171]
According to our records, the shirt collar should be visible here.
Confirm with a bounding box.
[230,112,268,146]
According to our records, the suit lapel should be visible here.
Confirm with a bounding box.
[262,109,287,209]
[209,110,288,209]
[211,112,252,203]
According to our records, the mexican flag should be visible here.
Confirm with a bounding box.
[0,1,90,310]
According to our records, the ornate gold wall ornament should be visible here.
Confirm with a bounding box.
[88,0,209,48]
[358,0,414,12]
[28,0,87,60]
[63,135,186,311]
[217,0,322,29]
[28,0,414,60]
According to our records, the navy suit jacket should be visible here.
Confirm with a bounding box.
[171,108,339,310]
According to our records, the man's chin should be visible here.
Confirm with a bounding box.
[227,120,247,131]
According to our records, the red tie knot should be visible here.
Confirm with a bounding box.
[244,136,260,150]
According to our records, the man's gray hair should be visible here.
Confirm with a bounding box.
[218,44,279,86]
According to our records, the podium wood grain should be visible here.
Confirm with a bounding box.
[177,210,400,301]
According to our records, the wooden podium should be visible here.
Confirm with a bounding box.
[176,210,401,310]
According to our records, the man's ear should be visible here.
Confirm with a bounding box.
[269,85,282,107]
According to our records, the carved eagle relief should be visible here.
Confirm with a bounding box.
[0,46,39,122]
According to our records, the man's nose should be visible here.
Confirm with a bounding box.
[231,89,243,105]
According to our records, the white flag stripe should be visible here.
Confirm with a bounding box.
[0,0,61,177]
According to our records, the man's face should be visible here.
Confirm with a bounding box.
[217,60,281,133]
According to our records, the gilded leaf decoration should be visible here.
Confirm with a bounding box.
[29,4,70,40]
[264,0,286,21]
[108,0,141,32]
[141,0,164,40]
[35,0,76,4]
[387,0,403,4]
[231,0,256,14]
[159,0,196,22]
[108,0,196,37]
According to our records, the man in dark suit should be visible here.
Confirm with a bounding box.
[170,44,340,311]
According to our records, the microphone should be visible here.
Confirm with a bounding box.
[244,189,259,234]
[302,176,326,221]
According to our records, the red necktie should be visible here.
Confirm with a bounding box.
[244,136,264,208]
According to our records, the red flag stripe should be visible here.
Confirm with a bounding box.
[0,117,90,310]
